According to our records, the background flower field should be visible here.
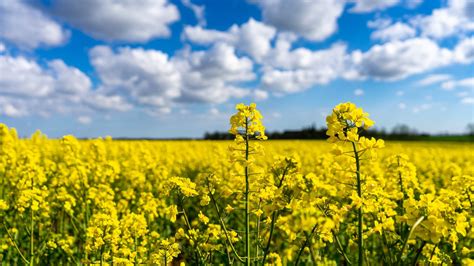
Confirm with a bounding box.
[0,103,472,265]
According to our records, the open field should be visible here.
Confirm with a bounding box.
[0,114,473,265]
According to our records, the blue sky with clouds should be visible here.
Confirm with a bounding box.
[0,0,473,138]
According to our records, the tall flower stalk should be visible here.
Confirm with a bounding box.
[326,102,384,265]
[229,103,267,265]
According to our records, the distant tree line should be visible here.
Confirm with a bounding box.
[204,123,474,141]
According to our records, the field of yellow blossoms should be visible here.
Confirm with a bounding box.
[0,103,472,265]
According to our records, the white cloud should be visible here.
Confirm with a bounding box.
[410,0,474,39]
[371,22,416,42]
[90,43,254,109]
[51,0,179,42]
[0,97,27,117]
[0,42,5,52]
[174,43,254,103]
[413,103,431,113]
[453,37,474,64]
[261,42,348,93]
[0,55,55,97]
[416,74,452,86]
[251,0,345,41]
[441,77,474,90]
[396,90,405,96]
[77,116,92,125]
[183,18,276,61]
[461,97,474,104]
[461,97,474,105]
[0,53,131,117]
[85,93,133,112]
[181,0,206,26]
[48,60,92,95]
[398,102,406,110]
[90,45,181,108]
[349,0,400,13]
[351,38,453,80]
[209,107,220,116]
[354,88,364,96]
[0,0,68,49]
[405,0,423,9]
[253,89,269,101]
[271,112,281,118]
[367,18,393,29]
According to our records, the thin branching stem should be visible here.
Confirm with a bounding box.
[262,165,289,265]
[3,221,29,265]
[398,216,425,265]
[244,118,251,266]
[351,141,363,266]
[295,223,318,265]
[208,186,245,263]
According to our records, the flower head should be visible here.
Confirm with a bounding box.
[326,102,374,143]
[229,103,267,140]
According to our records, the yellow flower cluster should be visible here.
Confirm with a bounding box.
[229,103,267,140]
[0,102,472,265]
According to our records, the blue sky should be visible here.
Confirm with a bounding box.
[0,0,473,138]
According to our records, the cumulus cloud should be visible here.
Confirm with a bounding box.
[0,53,131,118]
[77,116,92,125]
[354,88,364,96]
[350,38,453,80]
[48,60,92,96]
[405,0,423,9]
[410,0,474,39]
[0,55,55,97]
[51,0,179,42]
[183,18,276,61]
[250,0,345,41]
[253,89,269,101]
[461,97,474,104]
[261,42,348,93]
[174,43,254,103]
[181,0,206,26]
[90,45,181,109]
[90,43,254,109]
[0,97,28,117]
[84,93,133,112]
[416,74,452,86]
[348,0,400,13]
[0,0,68,49]
[453,37,474,64]
[413,103,432,113]
[441,77,474,90]
[370,22,416,42]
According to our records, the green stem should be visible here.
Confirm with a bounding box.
[333,230,352,265]
[208,188,245,263]
[398,216,425,265]
[294,223,318,265]
[412,241,426,266]
[181,208,203,263]
[134,235,138,266]
[262,211,278,265]
[429,242,438,262]
[315,203,352,265]
[256,199,262,261]
[30,179,34,266]
[351,141,363,266]
[2,221,29,264]
[261,166,289,265]
[245,118,250,266]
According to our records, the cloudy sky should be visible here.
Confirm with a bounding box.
[0,0,473,138]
